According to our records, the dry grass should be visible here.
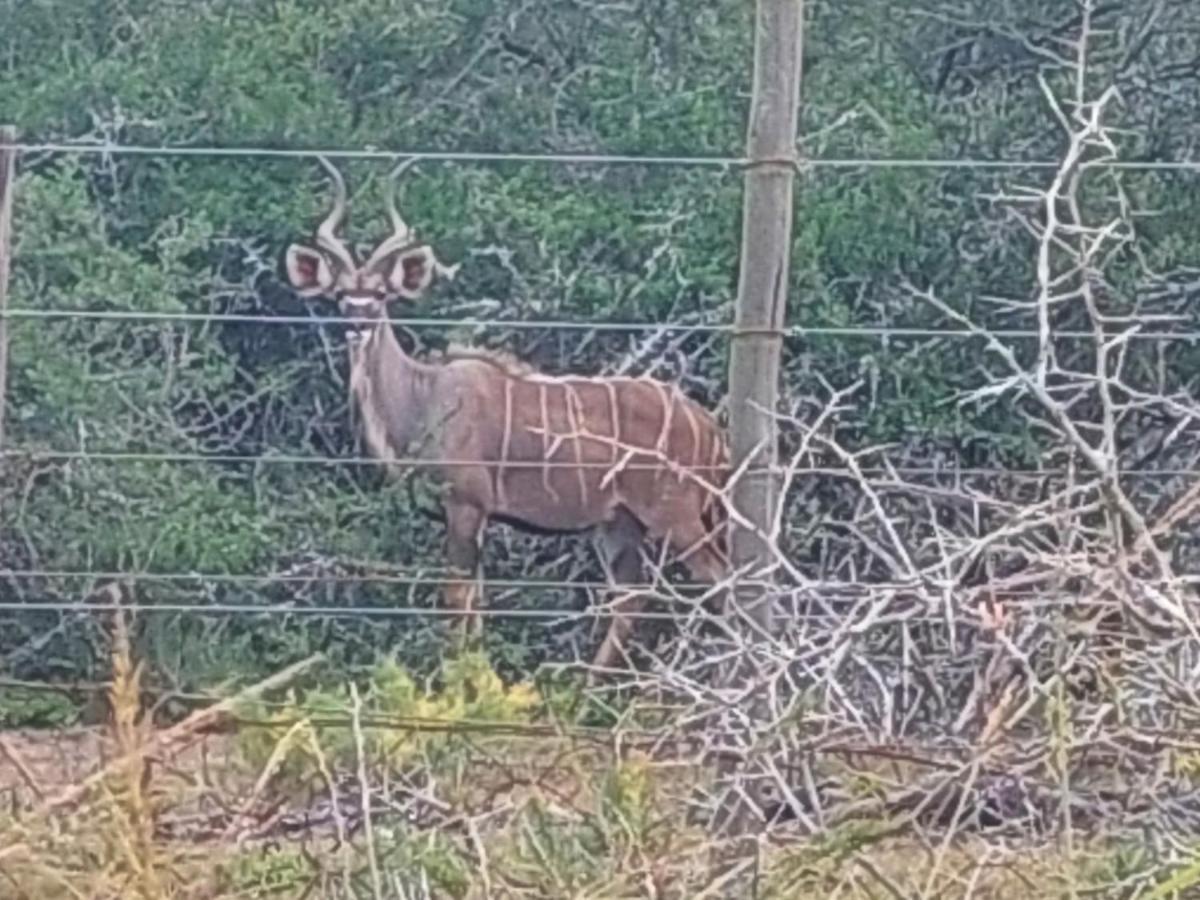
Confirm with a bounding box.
[0,599,1192,899]
[0,644,1182,900]
[0,746,1146,900]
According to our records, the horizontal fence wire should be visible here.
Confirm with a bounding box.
[0,451,736,471]
[6,308,1200,343]
[3,570,688,591]
[9,675,1188,745]
[207,721,1200,746]
[0,448,1196,478]
[9,678,1178,727]
[2,568,1184,598]
[3,145,1199,636]
[0,678,1091,746]
[6,675,1189,743]
[0,604,992,630]
[2,699,1191,751]
[0,569,1044,591]
[0,602,677,620]
[0,601,1133,623]
[3,140,1200,171]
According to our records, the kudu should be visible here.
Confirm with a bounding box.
[284,159,729,669]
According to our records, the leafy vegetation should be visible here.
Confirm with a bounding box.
[3,0,1198,693]
[237,650,542,778]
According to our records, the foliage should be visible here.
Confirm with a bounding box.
[0,685,80,729]
[1145,853,1200,900]
[2,0,1199,694]
[237,650,541,778]
[219,847,311,897]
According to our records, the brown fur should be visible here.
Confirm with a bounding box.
[435,343,537,376]
[354,327,731,669]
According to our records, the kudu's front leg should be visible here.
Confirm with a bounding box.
[444,499,486,647]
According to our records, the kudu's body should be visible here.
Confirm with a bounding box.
[285,160,728,669]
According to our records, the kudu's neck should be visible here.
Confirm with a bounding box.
[348,321,435,459]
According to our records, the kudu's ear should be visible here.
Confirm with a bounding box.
[285,244,335,297]
[378,245,437,300]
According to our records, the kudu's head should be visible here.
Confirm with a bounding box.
[284,158,455,346]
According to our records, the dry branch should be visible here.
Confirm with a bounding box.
[37,652,324,815]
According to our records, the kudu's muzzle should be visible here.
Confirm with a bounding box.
[339,295,385,347]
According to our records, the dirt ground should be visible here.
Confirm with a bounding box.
[0,727,241,811]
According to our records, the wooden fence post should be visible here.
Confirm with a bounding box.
[0,126,18,449]
[715,0,805,846]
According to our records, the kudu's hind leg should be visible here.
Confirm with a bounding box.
[639,503,729,630]
[640,503,729,586]
[591,508,648,672]
[444,500,486,647]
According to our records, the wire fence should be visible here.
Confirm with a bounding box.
[4,135,1199,612]
[0,599,1146,627]
[8,307,1200,343]
[4,448,1199,477]
[5,566,1191,594]
[4,138,1200,172]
